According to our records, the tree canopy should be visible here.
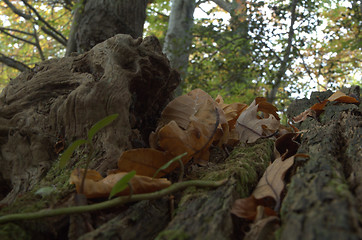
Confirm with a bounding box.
[0,0,361,107]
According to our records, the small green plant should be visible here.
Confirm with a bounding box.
[59,113,119,193]
[108,170,136,199]
[153,152,187,182]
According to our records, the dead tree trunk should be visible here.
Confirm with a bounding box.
[281,87,362,240]
[0,34,179,206]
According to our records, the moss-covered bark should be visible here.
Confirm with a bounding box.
[280,86,362,240]
[156,139,274,240]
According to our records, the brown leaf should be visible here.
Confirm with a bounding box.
[118,148,173,177]
[293,90,359,123]
[255,97,280,120]
[151,89,227,149]
[310,99,328,114]
[70,169,171,199]
[236,99,280,143]
[158,104,217,164]
[292,108,316,123]
[252,156,294,204]
[275,133,299,160]
[215,95,248,128]
[231,196,277,221]
[327,90,359,103]
[159,88,216,130]
[231,196,259,220]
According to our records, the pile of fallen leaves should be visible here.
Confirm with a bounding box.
[69,89,359,224]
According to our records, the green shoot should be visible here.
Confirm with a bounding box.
[153,152,187,182]
[108,170,136,199]
[59,114,119,169]
[59,139,88,168]
[87,113,119,140]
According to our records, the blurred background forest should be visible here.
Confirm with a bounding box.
[0,0,361,113]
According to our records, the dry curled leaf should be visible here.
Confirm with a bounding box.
[158,100,218,164]
[275,133,300,160]
[236,99,280,143]
[215,95,248,129]
[231,196,277,220]
[255,97,280,120]
[158,89,212,130]
[328,90,359,103]
[70,169,171,199]
[123,89,222,177]
[150,89,226,149]
[252,156,294,207]
[293,90,359,123]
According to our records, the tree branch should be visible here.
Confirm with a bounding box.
[268,0,298,102]
[3,0,67,46]
[0,27,34,36]
[211,0,233,13]
[0,28,36,46]
[260,40,282,63]
[22,0,68,45]
[0,179,227,224]
[0,53,31,72]
[40,26,67,46]
[3,0,32,20]
[293,44,327,90]
[33,26,45,61]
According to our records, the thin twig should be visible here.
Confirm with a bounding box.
[0,27,34,36]
[0,179,227,224]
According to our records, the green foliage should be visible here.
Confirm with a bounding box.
[153,152,187,179]
[88,113,119,140]
[144,0,170,43]
[109,170,136,199]
[59,139,88,168]
[301,0,362,89]
[1,0,360,106]
[0,0,72,86]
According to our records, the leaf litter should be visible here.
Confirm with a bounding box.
[66,88,357,238]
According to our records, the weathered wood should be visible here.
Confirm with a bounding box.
[281,87,362,240]
[0,34,179,239]
[79,198,170,240]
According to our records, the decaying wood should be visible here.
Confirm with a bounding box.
[281,87,362,240]
[0,34,179,206]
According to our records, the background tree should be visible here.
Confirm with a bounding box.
[1,0,360,105]
[66,0,148,55]
[0,0,71,85]
[163,0,196,93]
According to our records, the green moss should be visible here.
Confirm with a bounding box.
[201,139,273,197]
[176,139,273,215]
[274,226,282,240]
[0,150,94,238]
[0,149,96,216]
[327,177,350,197]
[155,229,190,240]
